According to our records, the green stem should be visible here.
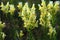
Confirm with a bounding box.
[27,30,35,40]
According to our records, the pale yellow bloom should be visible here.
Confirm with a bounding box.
[54,1,59,12]
[0,2,5,11]
[17,2,22,9]
[1,32,6,39]
[47,1,53,9]
[41,0,46,7]
[20,30,24,37]
[0,21,5,29]
[0,2,4,7]
[9,5,15,15]
[0,2,9,13]
[20,3,38,30]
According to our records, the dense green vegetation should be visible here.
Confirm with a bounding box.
[0,0,60,40]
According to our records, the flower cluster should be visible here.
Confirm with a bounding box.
[0,1,60,40]
[48,27,56,39]
[38,0,52,27]
[17,2,22,10]
[0,2,15,15]
[19,30,24,37]
[38,0,59,39]
[9,5,15,15]
[0,21,6,40]
[0,2,9,13]
[38,0,59,27]
[19,3,38,30]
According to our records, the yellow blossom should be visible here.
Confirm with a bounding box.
[20,30,24,37]
[17,2,22,9]
[41,0,46,7]
[9,5,15,15]
[47,1,53,9]
[54,1,59,12]
[0,21,5,29]
[19,3,38,30]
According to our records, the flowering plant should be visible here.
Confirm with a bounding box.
[18,2,38,40]
[0,21,6,40]
[19,2,38,31]
[38,0,59,40]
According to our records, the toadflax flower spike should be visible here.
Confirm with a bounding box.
[17,2,22,9]
[9,4,15,15]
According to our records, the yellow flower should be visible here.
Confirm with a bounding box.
[38,4,40,10]
[0,21,5,29]
[30,4,35,15]
[17,2,22,9]
[41,0,46,7]
[31,4,35,11]
[20,3,38,30]
[0,2,4,7]
[1,32,6,39]
[20,30,24,37]
[6,2,9,7]
[47,1,53,9]
[5,2,9,13]
[23,2,28,9]
[49,27,53,34]
[0,2,5,12]
[0,2,10,13]
[48,26,56,38]
[47,12,52,20]
[9,5,15,15]
[54,1,59,11]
